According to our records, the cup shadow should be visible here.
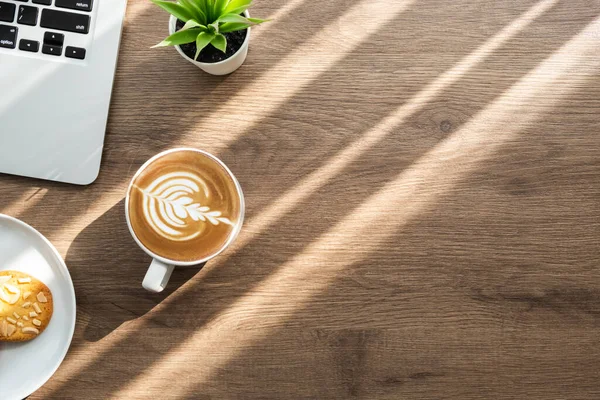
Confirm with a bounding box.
[65,199,203,342]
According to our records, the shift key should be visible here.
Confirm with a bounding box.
[40,9,89,34]
[55,0,93,12]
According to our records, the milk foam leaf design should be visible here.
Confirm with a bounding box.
[139,171,235,241]
[145,192,234,227]
[188,206,234,226]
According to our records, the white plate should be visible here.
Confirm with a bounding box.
[0,214,76,400]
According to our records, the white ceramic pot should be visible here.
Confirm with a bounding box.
[168,11,251,75]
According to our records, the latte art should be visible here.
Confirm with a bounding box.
[127,149,242,263]
[140,172,234,242]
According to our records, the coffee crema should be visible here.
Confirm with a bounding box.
[127,150,242,262]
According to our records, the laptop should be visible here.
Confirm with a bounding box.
[0,0,127,185]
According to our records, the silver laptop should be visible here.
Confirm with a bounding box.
[0,0,127,185]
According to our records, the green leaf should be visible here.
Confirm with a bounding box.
[211,33,227,52]
[151,29,200,47]
[210,0,219,22]
[179,0,207,24]
[247,17,268,24]
[150,0,193,22]
[226,5,248,15]
[214,0,229,17]
[199,0,210,21]
[217,14,268,32]
[217,13,253,24]
[218,22,251,33]
[194,32,215,60]
[197,7,208,24]
[180,19,206,31]
[224,0,251,14]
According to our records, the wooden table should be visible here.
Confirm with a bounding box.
[2,0,600,398]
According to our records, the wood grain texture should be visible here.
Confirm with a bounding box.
[2,0,600,398]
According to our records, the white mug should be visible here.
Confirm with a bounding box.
[125,148,245,293]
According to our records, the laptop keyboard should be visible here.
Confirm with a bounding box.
[0,0,92,59]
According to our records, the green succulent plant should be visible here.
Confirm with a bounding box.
[150,0,267,60]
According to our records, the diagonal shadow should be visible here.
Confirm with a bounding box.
[0,0,358,222]
[28,0,448,350]
[160,0,597,330]
[130,7,600,398]
[2,3,350,225]
[113,10,600,398]
[16,4,466,392]
[182,69,600,399]
[34,2,600,398]
[71,0,541,339]
[23,1,454,396]
[67,199,203,341]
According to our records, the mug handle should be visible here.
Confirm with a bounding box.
[142,259,175,293]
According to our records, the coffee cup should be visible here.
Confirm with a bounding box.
[125,148,245,292]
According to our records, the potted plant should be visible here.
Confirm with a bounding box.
[151,0,267,75]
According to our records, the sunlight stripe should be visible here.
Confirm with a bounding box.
[175,0,417,153]
[113,12,600,400]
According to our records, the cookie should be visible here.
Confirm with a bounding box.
[0,270,53,342]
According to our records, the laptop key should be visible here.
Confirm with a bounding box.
[55,0,92,12]
[42,43,61,55]
[19,38,38,52]
[65,45,84,59]
[33,0,52,5]
[0,2,15,23]
[44,31,63,45]
[40,8,89,34]
[0,24,16,48]
[17,5,37,26]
